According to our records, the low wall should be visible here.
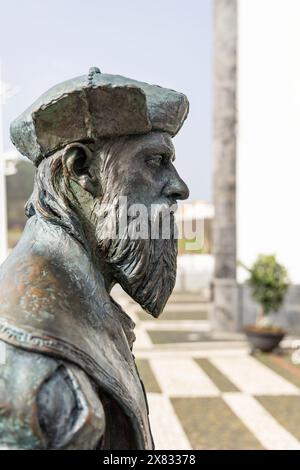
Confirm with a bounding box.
[175,254,214,293]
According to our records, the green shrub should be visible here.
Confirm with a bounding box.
[245,255,289,316]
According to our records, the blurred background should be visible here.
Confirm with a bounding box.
[2,0,300,451]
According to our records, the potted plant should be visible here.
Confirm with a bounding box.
[241,254,289,352]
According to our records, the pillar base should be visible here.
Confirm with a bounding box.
[211,278,239,332]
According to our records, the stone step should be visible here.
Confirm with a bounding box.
[163,302,211,312]
[140,320,212,331]
[134,309,209,322]
[168,292,211,303]
[134,341,249,356]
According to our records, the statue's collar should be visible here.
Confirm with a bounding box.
[109,296,136,350]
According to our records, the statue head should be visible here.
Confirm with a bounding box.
[10,68,189,317]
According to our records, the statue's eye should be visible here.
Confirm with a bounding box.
[146,155,164,168]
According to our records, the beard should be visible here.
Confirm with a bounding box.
[94,198,178,317]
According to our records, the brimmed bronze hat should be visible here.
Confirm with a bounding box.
[10,67,189,166]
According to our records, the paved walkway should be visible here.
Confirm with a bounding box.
[117,292,300,450]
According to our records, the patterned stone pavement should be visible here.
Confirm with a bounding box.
[117,292,300,450]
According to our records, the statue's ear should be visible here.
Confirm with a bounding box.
[62,143,98,196]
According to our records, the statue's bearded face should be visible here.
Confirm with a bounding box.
[93,132,189,317]
[26,131,189,317]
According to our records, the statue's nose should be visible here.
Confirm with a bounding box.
[164,167,190,201]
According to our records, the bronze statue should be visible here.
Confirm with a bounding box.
[0,67,189,449]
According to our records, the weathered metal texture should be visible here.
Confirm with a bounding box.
[0,68,190,449]
[0,217,153,449]
[0,343,105,449]
[10,67,189,165]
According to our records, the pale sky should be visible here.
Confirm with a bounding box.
[0,0,213,201]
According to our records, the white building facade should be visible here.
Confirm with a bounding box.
[237,0,300,284]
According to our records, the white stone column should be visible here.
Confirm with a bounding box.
[0,65,8,264]
[212,0,239,331]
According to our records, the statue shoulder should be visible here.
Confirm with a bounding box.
[0,250,81,318]
[0,341,105,449]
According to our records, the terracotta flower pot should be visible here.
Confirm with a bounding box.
[244,325,286,353]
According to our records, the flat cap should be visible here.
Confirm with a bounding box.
[10,67,189,165]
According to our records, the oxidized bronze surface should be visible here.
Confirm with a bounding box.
[0,67,189,449]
